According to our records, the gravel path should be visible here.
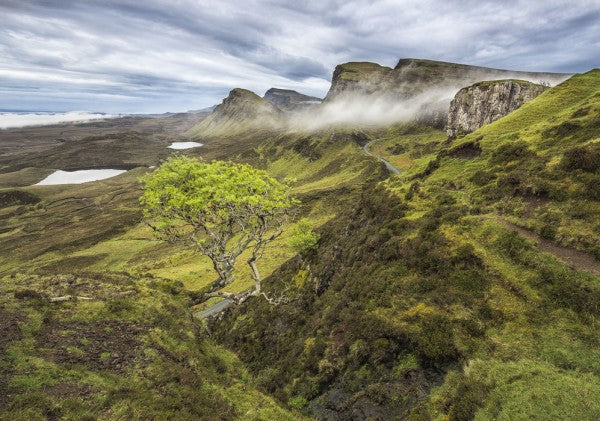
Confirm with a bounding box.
[362,140,400,174]
[196,298,234,319]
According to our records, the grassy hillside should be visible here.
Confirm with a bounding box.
[213,71,600,419]
[1,69,598,419]
[187,88,283,139]
[0,113,384,418]
[0,272,304,420]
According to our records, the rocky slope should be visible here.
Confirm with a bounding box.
[446,79,548,137]
[263,88,321,111]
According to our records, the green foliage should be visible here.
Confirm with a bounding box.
[140,155,296,238]
[560,143,600,172]
[288,395,308,410]
[489,140,534,164]
[0,274,300,420]
[494,228,533,262]
[140,155,298,295]
[289,218,320,253]
[416,314,457,365]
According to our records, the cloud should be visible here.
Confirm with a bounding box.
[0,0,597,113]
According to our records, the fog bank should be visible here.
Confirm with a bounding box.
[0,111,118,129]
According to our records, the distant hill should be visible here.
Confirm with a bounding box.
[263,88,322,111]
[187,88,282,138]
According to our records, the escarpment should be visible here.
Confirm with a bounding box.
[446,79,548,137]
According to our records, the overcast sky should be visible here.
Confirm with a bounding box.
[1,0,598,113]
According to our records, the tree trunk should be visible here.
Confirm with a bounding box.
[248,258,262,294]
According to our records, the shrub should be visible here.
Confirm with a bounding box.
[469,170,496,186]
[288,395,308,410]
[579,173,600,200]
[539,224,557,240]
[447,378,488,421]
[543,120,581,139]
[416,314,457,364]
[490,141,534,164]
[494,229,532,261]
[369,338,396,365]
[405,181,420,200]
[560,144,600,172]
[290,218,320,254]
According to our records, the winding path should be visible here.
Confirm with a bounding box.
[499,218,600,277]
[196,298,233,319]
[363,139,400,175]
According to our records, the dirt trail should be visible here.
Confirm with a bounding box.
[501,219,600,277]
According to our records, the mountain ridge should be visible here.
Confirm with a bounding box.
[263,88,322,111]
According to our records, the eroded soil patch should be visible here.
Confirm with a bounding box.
[38,319,147,373]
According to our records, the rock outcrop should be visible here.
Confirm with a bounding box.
[446,79,548,137]
[263,88,321,111]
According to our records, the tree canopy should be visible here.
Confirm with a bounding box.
[140,155,298,304]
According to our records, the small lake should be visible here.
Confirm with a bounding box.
[35,169,127,185]
[167,142,203,149]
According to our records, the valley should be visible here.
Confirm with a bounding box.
[1,58,599,420]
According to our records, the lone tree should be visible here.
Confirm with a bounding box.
[140,155,298,304]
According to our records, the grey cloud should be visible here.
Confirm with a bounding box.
[0,0,597,113]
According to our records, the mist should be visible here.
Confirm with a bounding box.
[284,70,571,131]
[287,89,455,131]
[0,111,118,130]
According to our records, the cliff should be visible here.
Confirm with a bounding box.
[326,58,569,101]
[446,79,548,137]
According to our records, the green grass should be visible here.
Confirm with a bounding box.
[0,273,304,420]
[2,70,599,419]
[209,71,600,420]
[336,62,392,81]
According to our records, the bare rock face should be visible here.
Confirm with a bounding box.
[446,80,548,137]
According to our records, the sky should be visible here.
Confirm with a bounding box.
[0,0,598,114]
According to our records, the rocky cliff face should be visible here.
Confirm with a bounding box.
[263,88,321,110]
[446,79,548,137]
